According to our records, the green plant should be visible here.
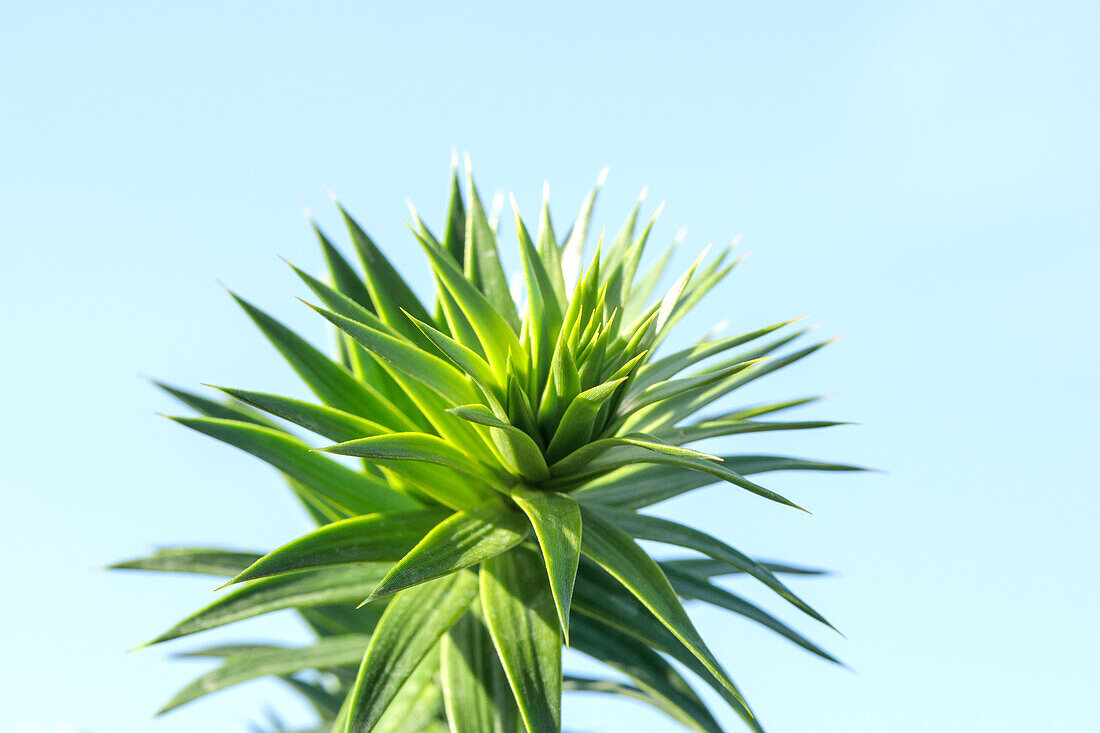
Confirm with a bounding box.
[115,162,862,733]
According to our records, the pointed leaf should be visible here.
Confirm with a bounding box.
[309,306,479,406]
[345,570,479,733]
[368,499,528,601]
[109,548,261,577]
[463,170,520,331]
[571,616,722,733]
[480,546,562,733]
[577,506,761,731]
[147,564,392,644]
[170,417,416,515]
[509,487,581,641]
[214,387,388,443]
[159,636,370,715]
[597,505,833,629]
[449,404,549,482]
[543,377,627,463]
[441,608,520,733]
[229,508,450,584]
[548,434,716,477]
[664,565,840,664]
[230,293,389,419]
[337,203,434,345]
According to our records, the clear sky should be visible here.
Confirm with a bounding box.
[2,2,1097,732]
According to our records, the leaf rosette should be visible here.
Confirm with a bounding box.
[115,161,864,733]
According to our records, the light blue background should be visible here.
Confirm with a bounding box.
[2,2,1097,732]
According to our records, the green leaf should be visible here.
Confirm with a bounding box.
[407,314,502,397]
[571,558,760,730]
[654,418,848,446]
[345,570,479,733]
[281,676,346,719]
[623,241,676,323]
[653,338,836,430]
[229,292,392,420]
[548,433,716,477]
[174,644,287,659]
[287,260,425,426]
[147,564,392,644]
[158,635,370,715]
[563,676,681,717]
[509,487,582,641]
[574,454,863,509]
[616,357,769,427]
[571,616,722,733]
[448,404,549,483]
[441,608,520,733]
[560,168,606,292]
[599,192,644,289]
[336,201,434,346]
[720,454,868,476]
[153,380,274,427]
[513,196,564,398]
[414,228,525,377]
[368,499,528,602]
[632,320,797,393]
[557,448,806,511]
[169,417,417,515]
[464,166,521,332]
[228,508,450,585]
[480,546,562,733]
[577,506,761,731]
[535,183,567,305]
[109,547,261,577]
[311,221,374,312]
[308,306,479,407]
[663,565,840,664]
[543,377,627,463]
[442,166,466,265]
[606,200,661,311]
[318,432,505,494]
[213,387,388,443]
[597,505,833,629]
[372,647,444,733]
[661,557,830,578]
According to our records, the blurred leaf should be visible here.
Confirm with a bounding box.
[159,635,370,714]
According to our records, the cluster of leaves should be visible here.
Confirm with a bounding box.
[115,163,862,732]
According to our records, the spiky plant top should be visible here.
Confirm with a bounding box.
[115,163,863,733]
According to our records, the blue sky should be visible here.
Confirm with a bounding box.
[2,2,1097,731]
